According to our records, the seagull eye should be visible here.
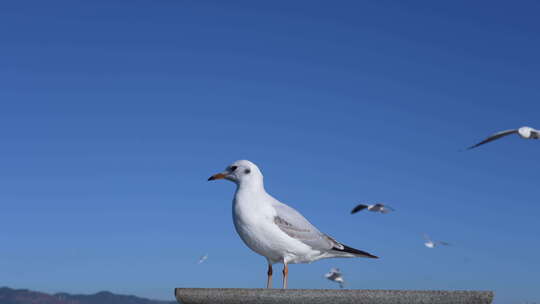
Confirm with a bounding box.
[244,169,251,174]
[230,166,238,171]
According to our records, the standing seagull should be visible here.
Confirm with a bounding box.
[467,126,539,150]
[423,234,450,249]
[325,267,345,289]
[351,203,394,214]
[208,160,378,289]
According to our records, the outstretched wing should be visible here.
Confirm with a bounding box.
[467,129,518,150]
[531,129,540,139]
[351,204,369,214]
[380,204,395,214]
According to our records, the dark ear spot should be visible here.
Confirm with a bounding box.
[244,169,251,174]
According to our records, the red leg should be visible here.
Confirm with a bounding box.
[282,264,289,289]
[266,264,273,288]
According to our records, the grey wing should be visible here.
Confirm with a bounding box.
[371,204,384,211]
[380,205,395,214]
[272,202,343,251]
[467,129,518,149]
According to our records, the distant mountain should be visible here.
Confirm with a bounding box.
[0,287,176,304]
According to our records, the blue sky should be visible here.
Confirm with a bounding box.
[1,1,539,303]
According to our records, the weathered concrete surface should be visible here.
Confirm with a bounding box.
[174,288,493,304]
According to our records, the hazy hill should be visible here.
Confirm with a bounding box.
[0,287,175,304]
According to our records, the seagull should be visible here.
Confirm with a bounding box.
[351,203,394,214]
[197,254,208,264]
[423,234,450,249]
[467,126,539,150]
[325,267,345,288]
[208,160,378,289]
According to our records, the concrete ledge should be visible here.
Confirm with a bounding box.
[174,288,494,304]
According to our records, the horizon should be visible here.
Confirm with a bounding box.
[0,286,175,303]
[1,1,539,303]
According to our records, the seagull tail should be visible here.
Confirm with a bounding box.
[333,244,379,259]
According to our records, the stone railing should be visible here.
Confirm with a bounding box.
[174,288,494,304]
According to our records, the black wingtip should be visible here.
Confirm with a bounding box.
[334,244,379,259]
[351,204,368,214]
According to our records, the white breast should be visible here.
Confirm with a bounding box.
[232,190,314,264]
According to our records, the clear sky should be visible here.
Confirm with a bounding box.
[1,1,539,303]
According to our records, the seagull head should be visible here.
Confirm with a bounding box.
[208,160,263,187]
[424,241,435,248]
[518,126,533,138]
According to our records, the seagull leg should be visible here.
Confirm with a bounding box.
[282,263,288,289]
[266,263,273,288]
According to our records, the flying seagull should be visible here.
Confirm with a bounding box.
[467,126,539,150]
[208,160,378,289]
[351,203,394,214]
[423,234,450,249]
[197,254,208,264]
[325,267,345,288]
